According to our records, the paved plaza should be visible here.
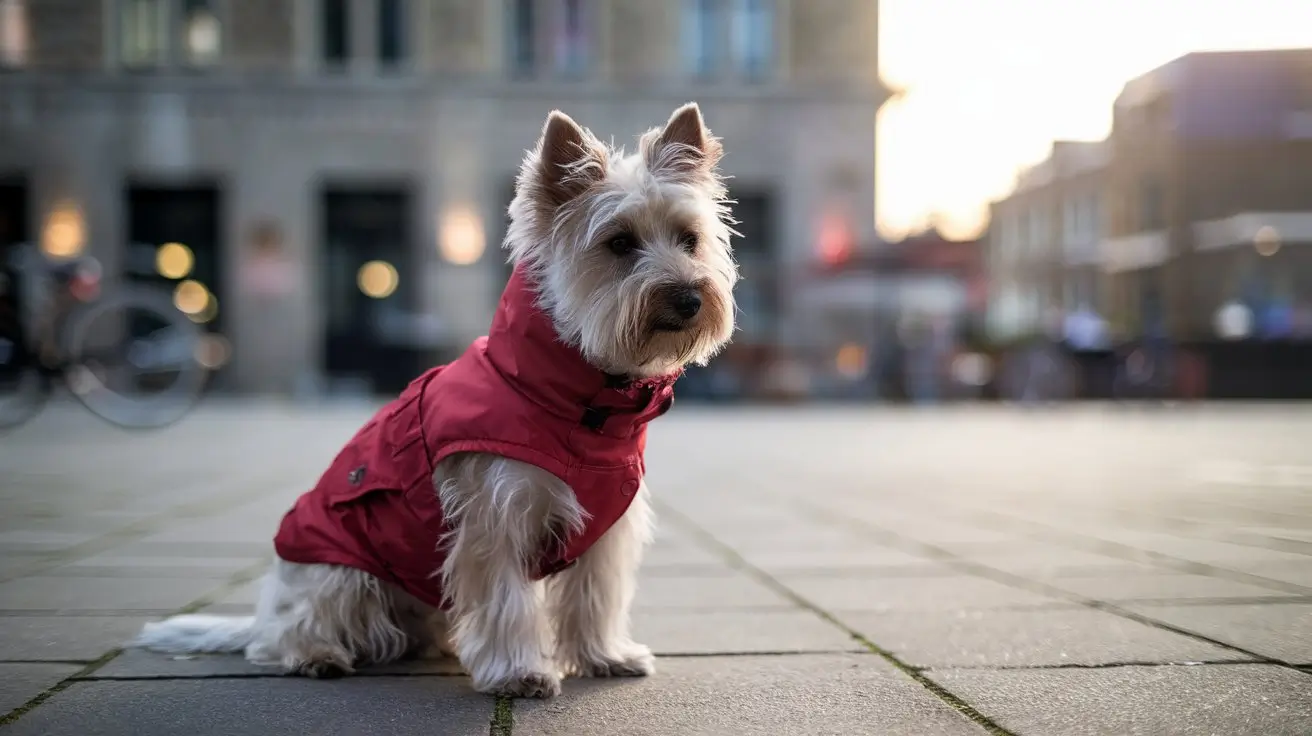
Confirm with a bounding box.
[1,400,1311,734]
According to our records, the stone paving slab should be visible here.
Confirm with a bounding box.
[930,664,1312,736]
[638,543,729,568]
[0,530,105,552]
[945,545,1163,578]
[0,616,153,661]
[633,574,796,610]
[0,663,82,715]
[735,546,943,572]
[1045,572,1304,602]
[1123,602,1312,664]
[783,574,1069,612]
[1246,563,1312,588]
[0,576,224,613]
[1,676,491,736]
[103,541,275,559]
[632,610,859,654]
[41,556,259,580]
[1102,536,1312,568]
[514,654,987,736]
[838,608,1252,668]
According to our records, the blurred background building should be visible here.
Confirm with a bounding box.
[0,0,891,397]
[3,3,1309,404]
[987,48,1312,347]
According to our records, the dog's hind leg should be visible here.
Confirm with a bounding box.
[248,559,413,678]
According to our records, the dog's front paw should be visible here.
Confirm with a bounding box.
[481,670,562,698]
[290,657,354,679]
[568,643,655,678]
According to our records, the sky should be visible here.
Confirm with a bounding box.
[875,0,1312,240]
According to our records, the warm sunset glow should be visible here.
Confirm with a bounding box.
[877,0,1311,240]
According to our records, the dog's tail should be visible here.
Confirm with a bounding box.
[134,615,257,654]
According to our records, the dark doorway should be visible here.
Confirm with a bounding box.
[125,184,224,333]
[125,185,224,327]
[0,180,27,257]
[728,189,779,343]
[320,186,423,395]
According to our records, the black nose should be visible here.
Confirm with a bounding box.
[668,287,702,320]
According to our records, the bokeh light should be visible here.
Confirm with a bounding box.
[42,201,85,258]
[357,260,399,299]
[156,242,194,279]
[173,279,211,316]
[440,206,486,265]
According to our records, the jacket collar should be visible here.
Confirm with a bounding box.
[483,264,681,437]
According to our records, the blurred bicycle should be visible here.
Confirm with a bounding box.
[0,243,210,430]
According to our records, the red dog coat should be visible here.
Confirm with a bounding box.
[272,265,679,609]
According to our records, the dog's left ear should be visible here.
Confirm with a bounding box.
[646,102,724,177]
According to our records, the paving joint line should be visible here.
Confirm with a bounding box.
[917,659,1266,673]
[791,501,1312,677]
[0,659,95,666]
[75,671,468,682]
[0,556,271,726]
[655,500,1017,736]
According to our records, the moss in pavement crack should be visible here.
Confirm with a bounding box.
[489,695,514,736]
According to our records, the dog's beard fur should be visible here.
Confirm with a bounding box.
[132,104,732,699]
[506,104,738,378]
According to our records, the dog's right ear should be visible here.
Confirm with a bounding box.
[533,111,608,209]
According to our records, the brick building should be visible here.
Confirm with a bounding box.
[986,140,1107,341]
[1102,48,1312,340]
[0,0,891,394]
[987,48,1312,344]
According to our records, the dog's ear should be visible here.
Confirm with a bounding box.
[533,110,608,208]
[645,102,724,178]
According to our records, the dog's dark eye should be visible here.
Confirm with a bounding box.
[608,234,636,257]
[678,231,699,254]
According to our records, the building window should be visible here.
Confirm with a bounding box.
[552,0,588,76]
[1139,178,1163,231]
[1062,197,1078,248]
[118,0,221,68]
[181,0,220,66]
[120,0,168,67]
[731,0,773,80]
[378,0,405,68]
[321,0,349,68]
[1027,208,1046,257]
[683,0,724,79]
[0,0,28,68]
[508,0,536,78]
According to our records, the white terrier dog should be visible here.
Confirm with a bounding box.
[134,103,737,698]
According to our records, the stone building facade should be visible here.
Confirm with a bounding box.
[0,0,890,394]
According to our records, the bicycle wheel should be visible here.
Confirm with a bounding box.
[0,326,51,430]
[58,286,210,429]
